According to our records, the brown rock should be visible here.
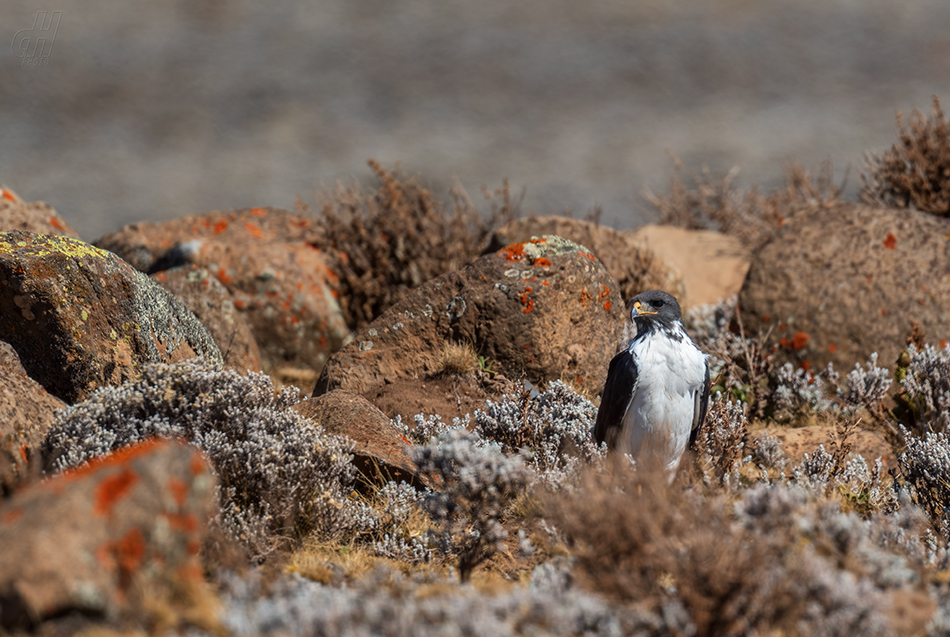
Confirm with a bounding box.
[624,224,750,309]
[316,235,625,419]
[0,186,80,239]
[296,390,426,489]
[0,439,216,629]
[0,342,66,493]
[738,203,950,372]
[151,265,263,373]
[487,216,684,304]
[0,231,220,403]
[753,425,896,470]
[96,207,350,373]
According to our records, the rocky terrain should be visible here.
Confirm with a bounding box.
[3,100,950,635]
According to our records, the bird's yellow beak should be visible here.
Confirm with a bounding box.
[632,301,657,316]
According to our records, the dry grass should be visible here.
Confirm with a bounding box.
[646,157,844,251]
[862,96,950,215]
[546,461,798,636]
[304,160,518,330]
[439,341,478,376]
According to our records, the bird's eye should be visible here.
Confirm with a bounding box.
[653,300,665,308]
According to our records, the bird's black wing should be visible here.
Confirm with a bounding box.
[689,359,711,449]
[594,349,639,448]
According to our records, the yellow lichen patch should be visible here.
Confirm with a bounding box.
[0,233,112,262]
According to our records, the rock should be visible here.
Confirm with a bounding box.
[96,207,350,373]
[0,439,216,630]
[151,265,263,373]
[624,224,750,309]
[0,342,66,493]
[738,204,950,372]
[0,231,221,403]
[315,235,626,419]
[753,425,896,471]
[487,216,684,304]
[0,186,80,239]
[296,390,426,489]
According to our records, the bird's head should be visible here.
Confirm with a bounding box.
[630,290,683,328]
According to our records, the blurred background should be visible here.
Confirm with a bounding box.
[3,0,949,240]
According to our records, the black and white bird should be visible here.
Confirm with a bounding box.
[594,290,710,475]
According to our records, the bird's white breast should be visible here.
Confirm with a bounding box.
[619,329,707,473]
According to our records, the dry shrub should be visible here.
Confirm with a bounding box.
[548,461,800,635]
[646,157,843,250]
[439,341,478,376]
[307,160,518,330]
[862,96,950,216]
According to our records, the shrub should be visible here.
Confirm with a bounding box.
[695,399,749,487]
[214,567,664,637]
[646,158,842,251]
[550,464,896,636]
[899,426,950,538]
[42,359,364,558]
[307,160,518,330]
[862,96,950,216]
[408,428,531,582]
[893,344,950,432]
[472,380,606,489]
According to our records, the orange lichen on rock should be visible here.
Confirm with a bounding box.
[164,512,198,532]
[95,469,139,516]
[603,299,612,311]
[168,478,189,507]
[780,331,810,351]
[2,508,24,524]
[498,242,527,262]
[48,216,66,232]
[65,438,167,480]
[520,287,535,313]
[249,207,267,216]
[217,268,232,285]
[212,220,228,235]
[883,232,897,250]
[579,288,592,308]
[245,222,265,239]
[533,257,552,267]
[96,527,147,589]
[1,188,16,201]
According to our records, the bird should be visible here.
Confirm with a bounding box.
[594,289,710,476]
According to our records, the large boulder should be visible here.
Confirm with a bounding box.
[0,231,220,403]
[296,390,426,489]
[0,186,80,239]
[315,235,626,419]
[487,216,684,304]
[738,203,950,371]
[0,342,66,493]
[625,224,750,309]
[0,439,216,630]
[151,265,263,373]
[96,207,350,373]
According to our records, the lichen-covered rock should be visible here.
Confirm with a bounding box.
[151,265,262,373]
[0,342,66,494]
[315,235,625,411]
[0,439,216,630]
[0,231,220,403]
[625,224,750,309]
[0,186,80,239]
[738,204,950,372]
[487,216,684,304]
[296,390,426,489]
[96,207,350,373]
